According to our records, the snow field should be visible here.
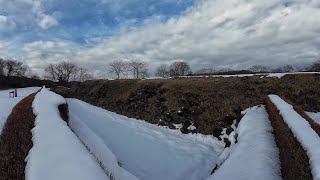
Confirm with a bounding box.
[269,95,320,180]
[207,106,281,180]
[67,98,224,180]
[307,112,320,125]
[0,87,40,134]
[25,88,109,180]
[69,114,139,180]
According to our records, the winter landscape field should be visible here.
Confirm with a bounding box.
[0,73,320,180]
[1,0,320,179]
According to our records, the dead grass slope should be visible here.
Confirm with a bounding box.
[264,96,312,180]
[0,93,37,180]
[53,74,320,136]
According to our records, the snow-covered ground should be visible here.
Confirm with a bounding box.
[307,112,320,125]
[269,95,320,180]
[207,106,281,180]
[0,87,40,134]
[67,98,224,180]
[26,88,109,180]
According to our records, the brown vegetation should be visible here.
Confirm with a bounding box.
[0,75,58,90]
[0,93,37,180]
[264,96,312,180]
[58,104,69,123]
[53,74,320,136]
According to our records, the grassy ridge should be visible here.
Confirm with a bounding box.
[282,97,320,136]
[0,93,37,180]
[264,96,312,180]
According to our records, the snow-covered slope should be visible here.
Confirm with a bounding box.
[67,98,224,180]
[307,112,320,125]
[207,106,281,180]
[0,87,40,134]
[269,95,320,180]
[25,88,109,180]
[69,111,139,180]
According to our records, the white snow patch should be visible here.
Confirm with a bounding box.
[214,120,238,170]
[208,106,281,180]
[67,98,224,180]
[0,87,40,134]
[173,123,183,130]
[307,112,320,125]
[25,88,109,180]
[187,123,196,131]
[219,128,228,139]
[69,114,139,180]
[269,95,320,180]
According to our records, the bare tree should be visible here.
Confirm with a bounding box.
[129,59,149,79]
[1,59,28,77]
[155,64,169,78]
[281,64,295,72]
[169,61,191,76]
[109,60,127,79]
[75,68,93,82]
[44,64,57,81]
[44,61,88,82]
[307,60,320,72]
[0,58,5,76]
[58,61,78,82]
[248,65,271,73]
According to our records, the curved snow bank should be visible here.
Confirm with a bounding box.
[208,106,281,180]
[69,115,139,180]
[26,88,109,180]
[269,95,320,180]
[67,98,224,180]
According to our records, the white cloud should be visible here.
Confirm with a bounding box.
[0,0,58,30]
[0,15,16,31]
[37,14,58,29]
[3,0,320,78]
[69,0,320,75]
[21,41,82,75]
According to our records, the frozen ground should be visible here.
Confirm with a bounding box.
[67,98,224,180]
[0,87,40,134]
[207,106,281,180]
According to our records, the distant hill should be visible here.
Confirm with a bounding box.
[0,76,58,89]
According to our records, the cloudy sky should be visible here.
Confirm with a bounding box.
[0,0,319,77]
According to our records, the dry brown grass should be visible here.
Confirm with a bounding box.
[53,74,320,135]
[0,93,37,180]
[264,96,312,180]
[58,103,69,123]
